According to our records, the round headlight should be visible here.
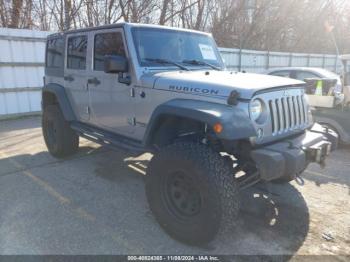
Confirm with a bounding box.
[250,99,263,122]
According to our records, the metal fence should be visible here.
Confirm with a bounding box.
[219,47,342,74]
[0,28,344,118]
[0,28,50,119]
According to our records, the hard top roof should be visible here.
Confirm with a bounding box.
[47,22,211,39]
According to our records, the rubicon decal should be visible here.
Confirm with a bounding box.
[169,85,220,95]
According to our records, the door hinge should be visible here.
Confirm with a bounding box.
[130,87,135,97]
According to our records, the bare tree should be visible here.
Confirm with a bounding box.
[9,0,23,28]
[1,0,350,54]
[0,0,9,26]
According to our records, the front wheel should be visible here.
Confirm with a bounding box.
[42,104,79,158]
[145,142,239,245]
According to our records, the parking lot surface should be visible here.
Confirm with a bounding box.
[0,116,349,255]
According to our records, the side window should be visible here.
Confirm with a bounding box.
[94,32,125,71]
[270,71,291,78]
[295,71,319,81]
[67,35,87,70]
[46,37,64,68]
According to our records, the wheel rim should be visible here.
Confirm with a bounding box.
[163,171,202,219]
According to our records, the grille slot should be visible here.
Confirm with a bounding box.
[269,94,308,135]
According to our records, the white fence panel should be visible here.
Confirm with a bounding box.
[219,48,340,74]
[290,53,308,67]
[219,48,240,70]
[0,28,50,118]
[269,52,291,68]
[241,50,267,73]
[309,55,323,67]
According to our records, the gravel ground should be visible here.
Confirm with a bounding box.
[0,116,349,256]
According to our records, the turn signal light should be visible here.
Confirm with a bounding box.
[213,123,223,134]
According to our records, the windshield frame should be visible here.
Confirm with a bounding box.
[131,27,225,70]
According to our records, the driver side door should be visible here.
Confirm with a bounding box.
[88,28,135,137]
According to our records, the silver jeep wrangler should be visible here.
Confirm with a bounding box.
[42,23,337,245]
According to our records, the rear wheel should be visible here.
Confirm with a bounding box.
[146,142,239,245]
[42,104,79,158]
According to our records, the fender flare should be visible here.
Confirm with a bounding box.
[143,99,257,146]
[42,83,76,121]
[314,115,350,144]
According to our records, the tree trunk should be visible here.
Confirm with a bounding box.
[10,0,23,28]
[159,0,170,25]
[119,0,129,22]
[64,0,71,30]
[0,0,8,27]
[194,0,204,30]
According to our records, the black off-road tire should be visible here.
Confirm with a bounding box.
[42,104,79,158]
[145,142,239,245]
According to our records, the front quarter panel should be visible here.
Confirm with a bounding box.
[143,99,256,147]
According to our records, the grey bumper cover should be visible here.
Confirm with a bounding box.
[251,123,337,181]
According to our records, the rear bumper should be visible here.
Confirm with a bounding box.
[250,123,338,181]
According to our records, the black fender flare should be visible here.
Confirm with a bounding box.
[314,115,350,144]
[42,83,76,121]
[143,99,257,146]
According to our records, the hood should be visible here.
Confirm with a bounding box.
[141,70,304,100]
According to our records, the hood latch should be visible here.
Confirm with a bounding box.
[227,90,241,106]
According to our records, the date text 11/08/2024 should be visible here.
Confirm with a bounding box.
[127,255,220,261]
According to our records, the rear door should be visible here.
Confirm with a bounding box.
[88,28,135,137]
[64,33,90,122]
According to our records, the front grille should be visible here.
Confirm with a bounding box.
[268,94,308,135]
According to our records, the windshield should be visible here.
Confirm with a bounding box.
[314,68,340,80]
[132,27,224,69]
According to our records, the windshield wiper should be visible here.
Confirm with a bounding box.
[144,58,189,71]
[182,59,222,71]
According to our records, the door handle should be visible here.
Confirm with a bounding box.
[64,75,74,82]
[87,77,101,86]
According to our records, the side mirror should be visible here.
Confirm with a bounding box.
[104,55,128,74]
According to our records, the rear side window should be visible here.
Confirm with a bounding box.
[46,37,64,68]
[94,32,125,71]
[67,35,88,70]
[270,71,291,78]
[295,71,319,81]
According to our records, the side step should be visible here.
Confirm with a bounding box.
[70,121,146,154]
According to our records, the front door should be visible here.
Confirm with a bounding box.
[88,28,134,137]
[64,33,90,122]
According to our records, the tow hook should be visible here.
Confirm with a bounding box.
[320,158,326,169]
[295,175,305,185]
[306,141,331,168]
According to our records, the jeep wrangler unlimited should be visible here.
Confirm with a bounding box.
[42,23,337,245]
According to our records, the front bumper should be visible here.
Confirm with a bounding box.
[250,123,338,181]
